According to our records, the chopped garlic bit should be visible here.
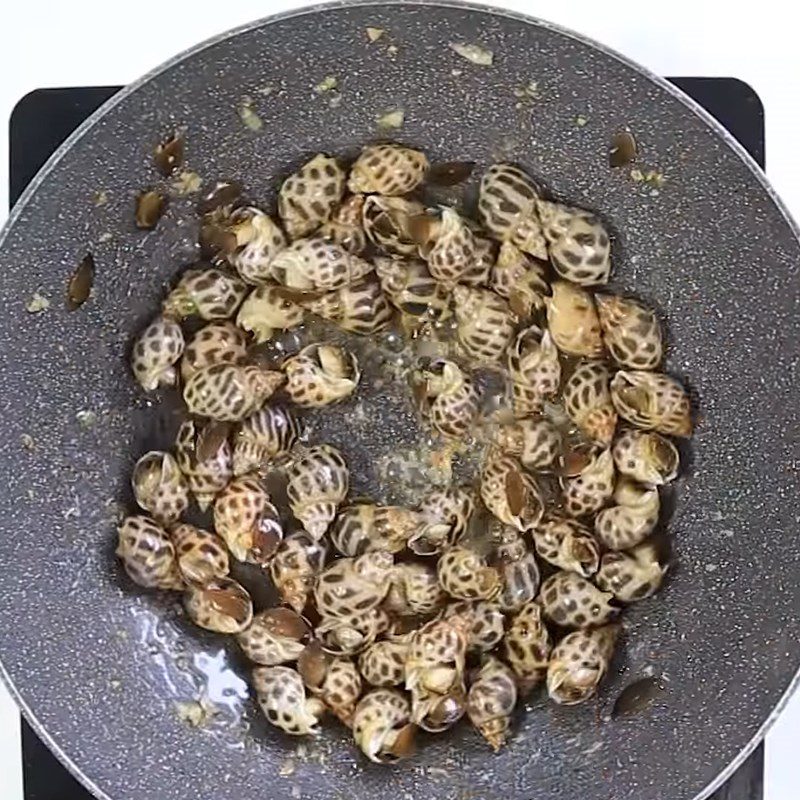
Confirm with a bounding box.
[387,44,399,56]
[366,26,385,42]
[172,171,203,195]
[175,697,217,728]
[376,109,405,130]
[25,292,50,313]
[20,433,35,451]
[93,190,108,207]
[575,115,589,127]
[237,97,263,132]
[630,168,644,182]
[314,75,338,94]
[449,42,494,66]
[76,410,97,430]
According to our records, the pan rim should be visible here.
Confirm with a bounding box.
[0,2,797,799]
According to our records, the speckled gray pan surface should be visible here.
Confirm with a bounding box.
[0,2,798,800]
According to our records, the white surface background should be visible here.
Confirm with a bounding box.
[0,1,797,798]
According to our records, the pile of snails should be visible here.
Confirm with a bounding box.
[117,141,692,763]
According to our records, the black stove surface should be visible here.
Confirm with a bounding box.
[9,79,765,800]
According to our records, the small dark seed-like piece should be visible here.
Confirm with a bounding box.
[66,253,95,311]
[427,160,475,186]
[612,676,664,718]
[135,191,166,229]
[609,131,637,168]
[196,180,243,214]
[154,133,184,177]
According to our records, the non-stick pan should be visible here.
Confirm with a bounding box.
[0,3,798,799]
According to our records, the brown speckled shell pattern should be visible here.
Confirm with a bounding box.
[610,370,693,437]
[452,286,515,364]
[270,237,373,292]
[358,637,411,687]
[183,576,254,634]
[320,193,367,255]
[594,481,660,550]
[389,560,448,616]
[162,268,248,321]
[174,419,233,510]
[236,282,306,342]
[546,624,619,706]
[303,276,393,335]
[563,360,618,446]
[466,657,517,751]
[362,195,423,256]
[131,451,190,524]
[269,533,327,614]
[330,504,420,557]
[183,363,284,421]
[285,444,349,540]
[538,200,611,286]
[227,207,288,285]
[232,404,301,476]
[444,601,506,654]
[253,665,323,736]
[405,617,467,697]
[115,515,184,591]
[496,550,541,612]
[491,417,561,471]
[314,553,393,619]
[278,153,346,239]
[315,657,362,725]
[180,320,248,384]
[611,427,679,486]
[374,256,451,320]
[478,163,547,259]
[427,208,477,284]
[490,242,549,308]
[425,365,481,439]
[595,544,665,602]
[348,143,429,196]
[236,610,308,666]
[539,571,618,629]
[508,326,562,416]
[561,448,616,518]
[596,294,664,370]
[418,487,474,544]
[532,516,601,577]
[315,608,391,657]
[213,474,282,564]
[437,546,501,602]
[352,688,412,763]
[546,281,604,358]
[480,451,545,532]
[170,523,230,586]
[503,600,552,691]
[130,315,185,391]
[283,344,360,407]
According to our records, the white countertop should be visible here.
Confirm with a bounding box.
[0,1,797,798]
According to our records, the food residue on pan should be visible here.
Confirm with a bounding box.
[314,75,338,94]
[237,97,263,132]
[376,109,405,130]
[93,190,109,207]
[20,433,36,451]
[117,132,693,765]
[172,171,203,196]
[365,26,385,42]
[76,410,98,430]
[25,291,50,313]
[154,133,185,177]
[449,42,494,66]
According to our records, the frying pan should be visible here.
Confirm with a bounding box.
[0,2,798,799]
